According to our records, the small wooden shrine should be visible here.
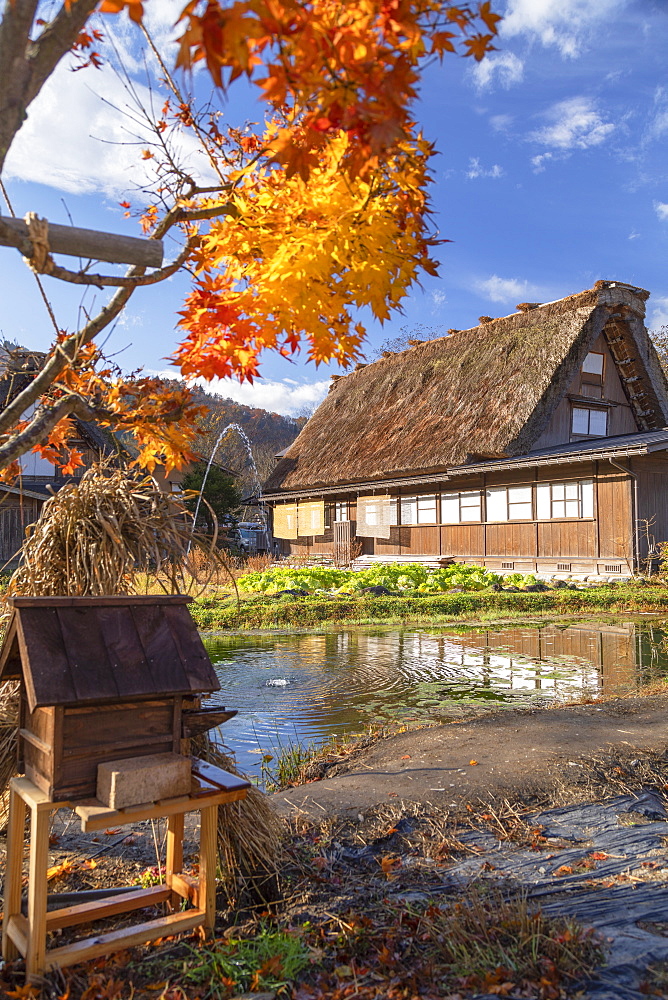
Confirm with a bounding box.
[0,594,250,981]
[0,594,233,799]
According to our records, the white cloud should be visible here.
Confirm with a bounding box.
[502,0,625,58]
[628,230,640,240]
[470,52,524,91]
[644,87,668,142]
[4,10,216,197]
[648,296,668,331]
[465,157,504,180]
[473,275,540,304]
[531,152,553,172]
[529,97,615,150]
[490,114,513,132]
[431,290,447,307]
[655,202,668,221]
[151,370,330,416]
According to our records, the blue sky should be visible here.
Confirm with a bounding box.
[1,0,668,416]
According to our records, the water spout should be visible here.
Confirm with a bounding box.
[189,423,266,551]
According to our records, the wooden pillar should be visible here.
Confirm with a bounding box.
[2,784,27,962]
[166,813,185,909]
[26,800,51,980]
[199,805,218,936]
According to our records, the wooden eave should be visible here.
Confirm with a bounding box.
[261,430,668,499]
[0,595,220,712]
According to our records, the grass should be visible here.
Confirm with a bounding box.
[190,582,668,631]
[127,923,311,999]
[409,890,604,994]
[174,926,310,998]
[261,722,431,790]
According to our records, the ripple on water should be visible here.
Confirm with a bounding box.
[203,623,668,776]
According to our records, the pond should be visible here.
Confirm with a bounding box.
[202,621,668,777]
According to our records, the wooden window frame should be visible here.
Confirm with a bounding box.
[571,404,608,438]
[441,490,482,524]
[536,479,594,521]
[400,494,438,526]
[485,485,533,523]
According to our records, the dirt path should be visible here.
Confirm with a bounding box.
[273,695,668,820]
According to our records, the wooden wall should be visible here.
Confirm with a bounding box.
[0,498,42,564]
[272,457,638,574]
[531,332,638,451]
[635,454,668,557]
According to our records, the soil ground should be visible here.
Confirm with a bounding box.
[4,694,668,998]
[272,694,668,820]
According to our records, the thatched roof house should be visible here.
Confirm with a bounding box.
[263,281,668,578]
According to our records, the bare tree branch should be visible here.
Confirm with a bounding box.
[41,241,195,287]
[0,200,187,440]
[0,393,97,469]
[0,1,98,174]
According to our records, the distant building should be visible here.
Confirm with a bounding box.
[262,281,668,578]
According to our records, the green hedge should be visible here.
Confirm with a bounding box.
[190,585,668,630]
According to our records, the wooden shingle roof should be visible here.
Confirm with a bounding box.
[0,595,220,711]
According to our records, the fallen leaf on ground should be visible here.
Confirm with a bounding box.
[46,860,75,881]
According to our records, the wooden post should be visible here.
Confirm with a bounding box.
[166,812,185,909]
[26,801,50,981]
[198,805,218,937]
[0,216,163,268]
[2,783,26,962]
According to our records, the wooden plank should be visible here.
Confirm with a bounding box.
[43,910,206,971]
[62,732,175,759]
[10,595,191,607]
[166,812,185,908]
[190,759,251,793]
[12,776,64,811]
[26,804,50,979]
[182,708,237,738]
[16,607,74,711]
[190,773,222,798]
[19,728,51,755]
[131,604,190,693]
[2,786,27,961]
[162,603,220,692]
[63,701,174,748]
[0,215,163,268]
[46,884,171,931]
[75,787,246,832]
[6,914,28,958]
[199,805,218,935]
[56,607,119,703]
[170,873,199,906]
[95,605,159,698]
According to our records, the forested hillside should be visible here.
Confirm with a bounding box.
[186,386,307,493]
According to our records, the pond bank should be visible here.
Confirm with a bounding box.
[272,692,668,821]
[191,583,668,630]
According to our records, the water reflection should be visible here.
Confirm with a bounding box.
[203,623,668,775]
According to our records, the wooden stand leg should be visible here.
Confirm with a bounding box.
[2,785,27,961]
[25,804,50,982]
[198,806,218,937]
[166,813,184,909]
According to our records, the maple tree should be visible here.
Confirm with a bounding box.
[0,0,501,478]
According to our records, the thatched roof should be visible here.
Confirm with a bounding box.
[264,281,668,494]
